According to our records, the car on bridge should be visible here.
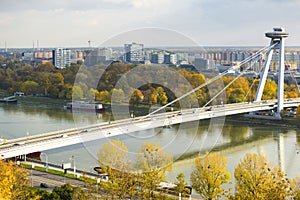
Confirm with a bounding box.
[13,142,25,146]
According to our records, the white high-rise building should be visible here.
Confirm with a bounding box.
[124,42,144,63]
[52,48,71,69]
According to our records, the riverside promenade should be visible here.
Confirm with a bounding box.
[20,159,196,200]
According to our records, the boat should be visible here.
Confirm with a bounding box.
[0,97,17,103]
[64,101,105,113]
[94,166,105,174]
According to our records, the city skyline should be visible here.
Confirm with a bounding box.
[1,0,300,48]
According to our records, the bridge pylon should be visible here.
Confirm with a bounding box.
[254,27,289,119]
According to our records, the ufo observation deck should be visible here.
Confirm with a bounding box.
[265,27,289,39]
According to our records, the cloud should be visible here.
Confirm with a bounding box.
[1,0,300,47]
[0,0,132,12]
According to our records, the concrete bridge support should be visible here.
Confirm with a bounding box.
[254,27,289,119]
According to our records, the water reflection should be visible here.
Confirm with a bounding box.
[222,123,250,143]
[0,103,74,122]
[296,131,300,147]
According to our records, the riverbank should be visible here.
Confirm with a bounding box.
[226,115,300,128]
[16,96,67,107]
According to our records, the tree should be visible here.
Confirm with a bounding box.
[190,152,230,200]
[49,183,90,200]
[59,84,73,100]
[291,176,300,199]
[223,76,250,103]
[156,87,168,105]
[111,88,125,103]
[98,139,129,170]
[0,159,31,199]
[285,84,299,98]
[136,142,173,199]
[99,90,111,103]
[35,62,56,72]
[97,140,137,199]
[129,89,144,106]
[233,153,290,200]
[143,86,157,106]
[262,79,277,100]
[51,183,74,200]
[21,80,39,95]
[72,85,83,100]
[86,88,99,102]
[174,173,190,197]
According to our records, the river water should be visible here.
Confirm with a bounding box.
[1,100,300,185]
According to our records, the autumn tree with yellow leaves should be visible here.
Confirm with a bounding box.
[136,142,173,199]
[232,153,290,200]
[0,159,39,200]
[190,152,230,200]
[97,139,137,199]
[97,140,173,199]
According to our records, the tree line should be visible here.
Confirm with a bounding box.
[2,140,300,199]
[0,58,299,107]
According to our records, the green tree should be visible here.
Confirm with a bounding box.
[111,88,125,103]
[190,152,230,200]
[21,80,39,95]
[35,62,56,72]
[72,85,84,100]
[86,88,99,102]
[233,153,290,200]
[51,183,74,200]
[59,84,73,100]
[49,183,89,200]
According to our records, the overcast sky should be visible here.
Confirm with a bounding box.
[1,0,300,48]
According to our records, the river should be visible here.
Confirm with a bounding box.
[1,99,300,186]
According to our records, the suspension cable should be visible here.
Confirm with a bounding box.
[243,63,264,102]
[203,52,262,107]
[142,43,277,118]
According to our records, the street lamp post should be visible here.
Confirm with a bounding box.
[96,178,100,200]
[24,131,29,162]
[41,153,48,172]
[72,155,76,175]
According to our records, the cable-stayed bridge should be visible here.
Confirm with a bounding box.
[0,27,299,159]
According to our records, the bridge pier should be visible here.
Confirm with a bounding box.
[250,27,289,119]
